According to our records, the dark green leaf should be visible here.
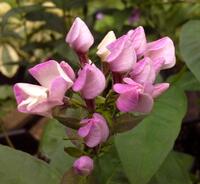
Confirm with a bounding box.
[180,20,200,82]
[91,142,130,184]
[39,119,74,175]
[115,87,187,184]
[113,113,146,134]
[169,71,200,91]
[148,151,193,184]
[0,145,61,184]
[64,147,83,158]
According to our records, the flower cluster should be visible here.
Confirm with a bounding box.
[13,17,175,176]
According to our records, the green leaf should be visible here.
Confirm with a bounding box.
[180,20,200,82]
[168,71,200,91]
[92,142,129,184]
[64,147,83,158]
[148,151,193,184]
[115,87,187,184]
[39,119,74,175]
[0,145,61,184]
[113,113,146,134]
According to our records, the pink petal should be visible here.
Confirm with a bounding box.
[113,83,133,94]
[66,17,94,53]
[78,122,92,138]
[73,64,106,99]
[116,90,139,112]
[144,37,176,69]
[93,113,109,142]
[107,35,136,73]
[152,83,170,98]
[72,67,87,92]
[129,57,156,84]
[29,60,73,89]
[60,61,75,81]
[134,93,154,113]
[127,26,147,56]
[85,123,102,147]
[13,83,47,104]
[48,76,69,103]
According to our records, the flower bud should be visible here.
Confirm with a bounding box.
[97,31,116,61]
[78,113,109,147]
[127,26,146,57]
[144,37,176,69]
[73,156,94,176]
[106,35,136,73]
[66,17,94,53]
[73,63,106,99]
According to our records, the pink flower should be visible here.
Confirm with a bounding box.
[127,26,147,57]
[13,60,74,116]
[78,113,109,148]
[113,78,169,113]
[73,156,94,176]
[106,35,136,73]
[129,57,156,84]
[66,17,94,53]
[73,63,106,99]
[144,37,176,69]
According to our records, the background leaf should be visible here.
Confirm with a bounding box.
[39,119,74,175]
[180,20,200,82]
[0,145,61,184]
[148,151,193,184]
[115,86,187,184]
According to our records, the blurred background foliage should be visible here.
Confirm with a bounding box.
[1,0,200,183]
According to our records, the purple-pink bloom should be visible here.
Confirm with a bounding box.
[113,78,169,113]
[13,60,74,116]
[129,57,156,84]
[78,113,109,148]
[66,17,94,53]
[144,37,176,69]
[106,35,136,73]
[73,156,94,176]
[127,26,147,57]
[73,63,106,99]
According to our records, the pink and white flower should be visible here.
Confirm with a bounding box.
[13,60,74,116]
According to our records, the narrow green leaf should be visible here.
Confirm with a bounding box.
[115,87,187,184]
[64,147,83,158]
[0,145,61,184]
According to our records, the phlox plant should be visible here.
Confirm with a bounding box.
[12,17,177,183]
